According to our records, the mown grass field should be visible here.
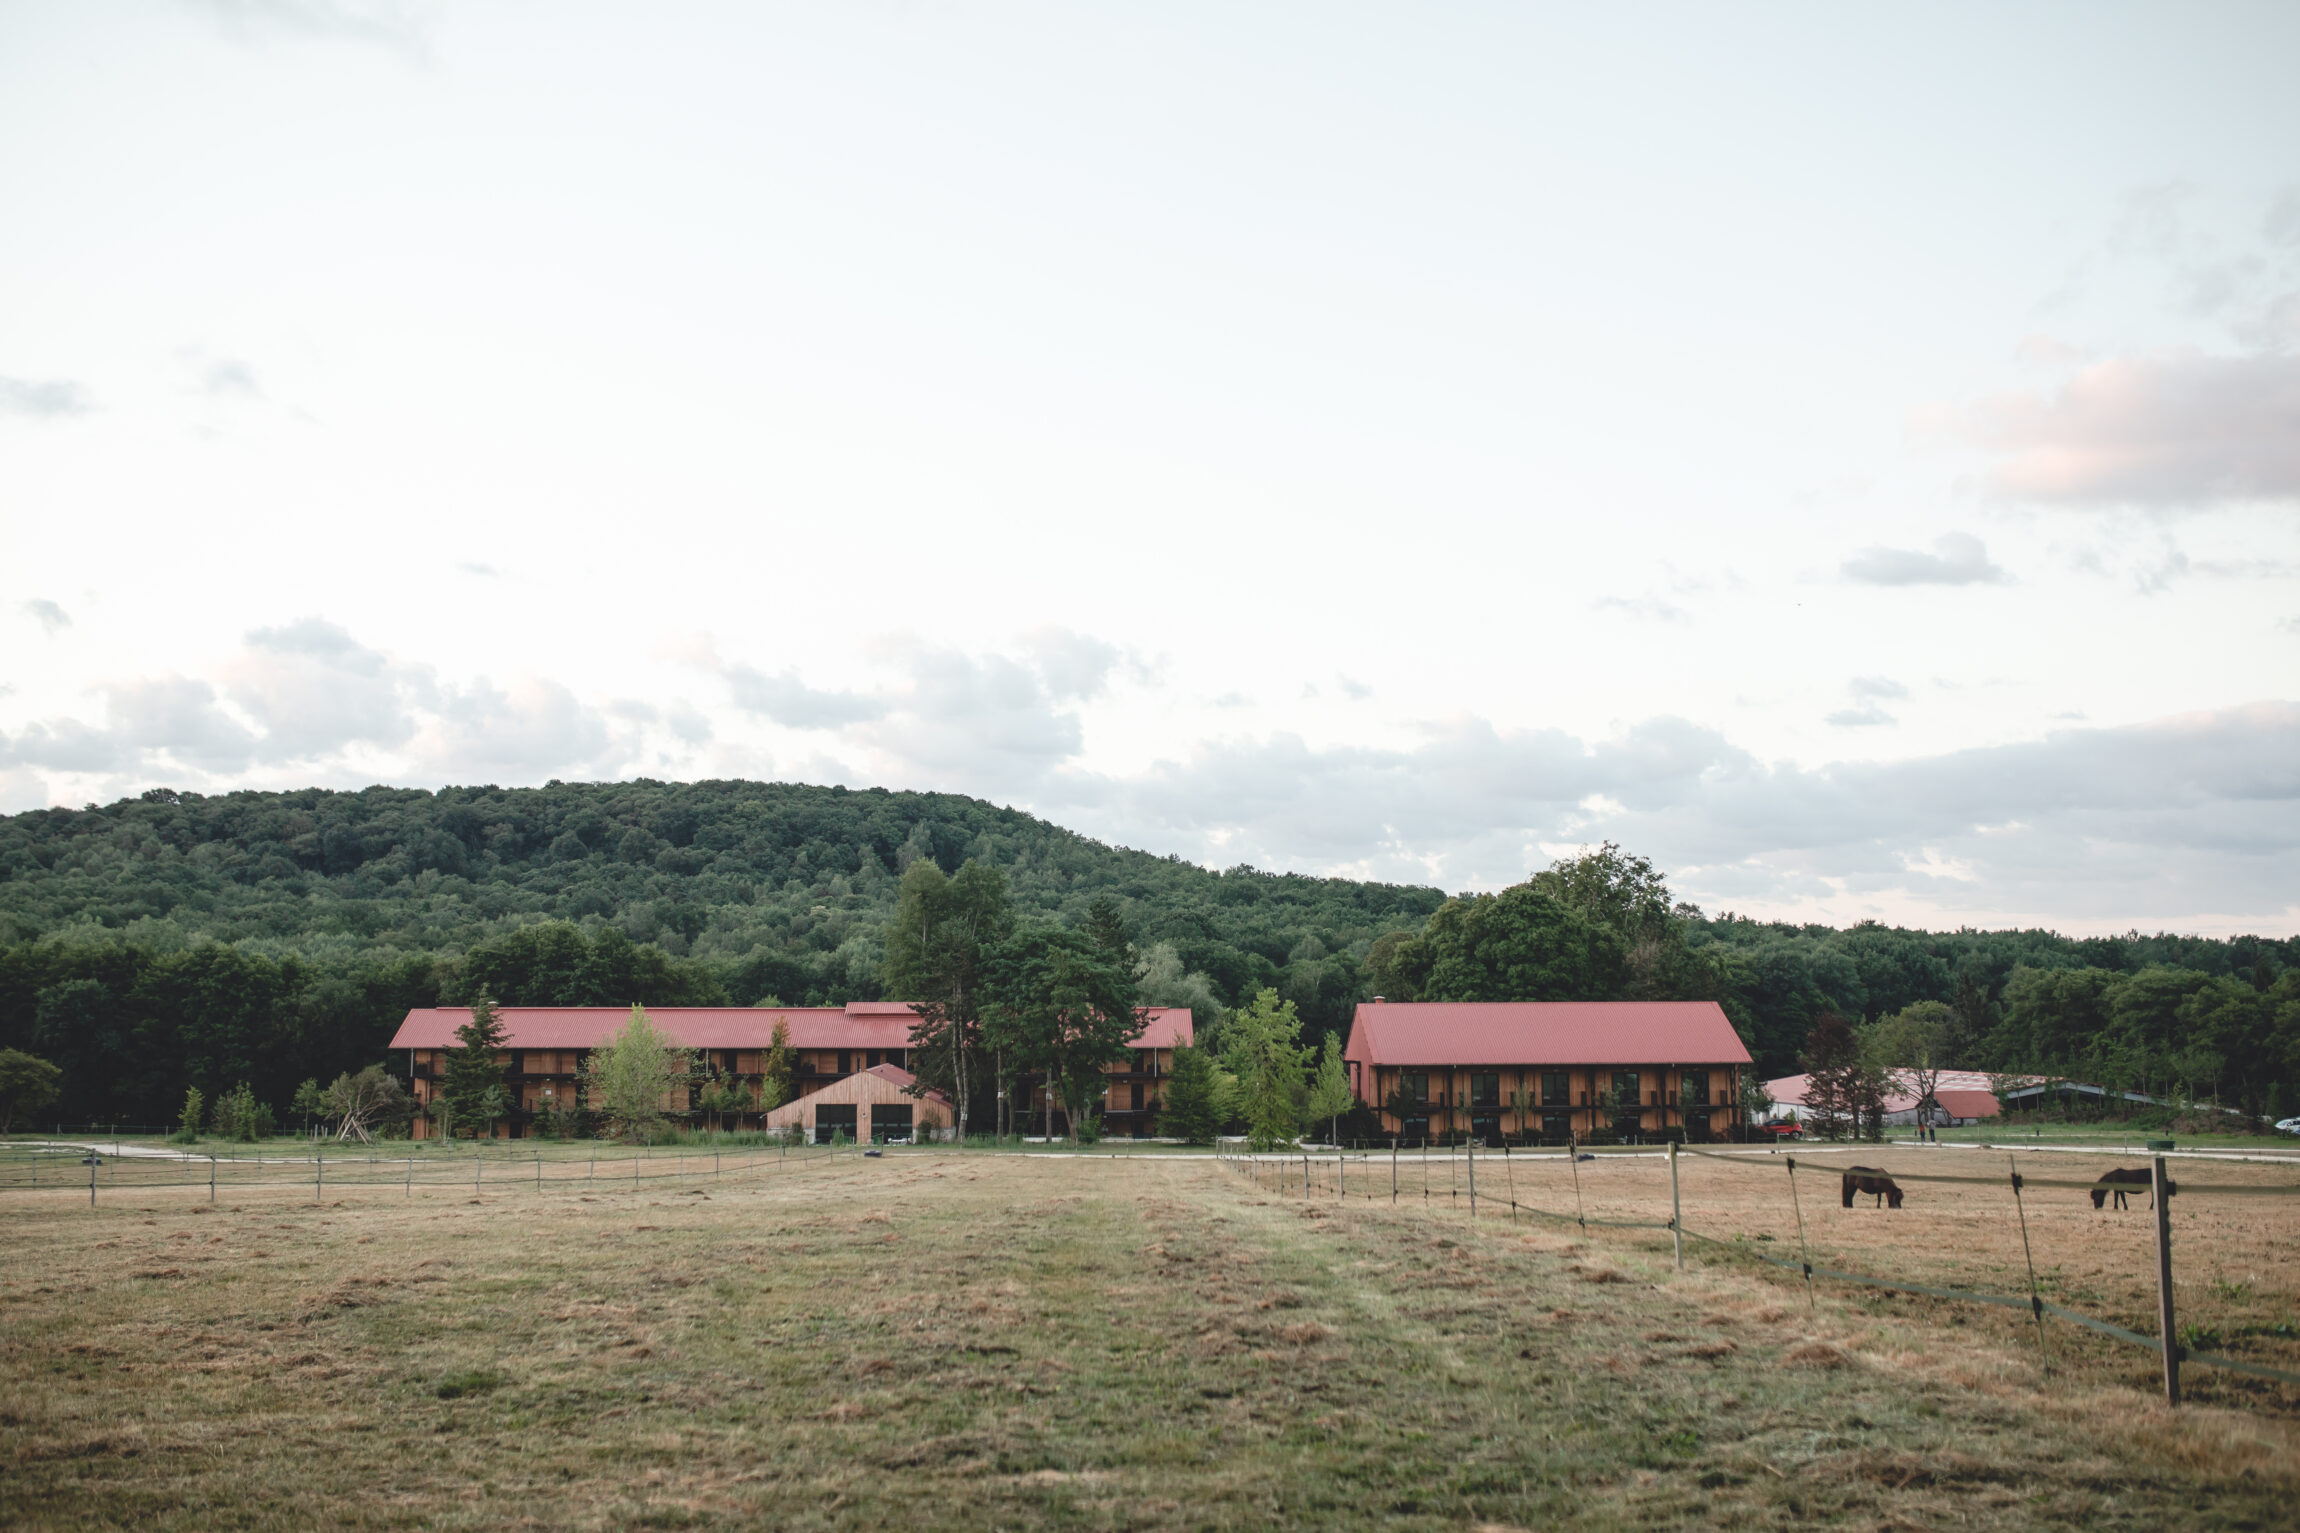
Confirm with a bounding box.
[3,1151,2297,1531]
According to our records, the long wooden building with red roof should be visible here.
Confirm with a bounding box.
[1343,999,1753,1144]
[388,1002,1194,1141]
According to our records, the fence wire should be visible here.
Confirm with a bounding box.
[1220,1143,2300,1396]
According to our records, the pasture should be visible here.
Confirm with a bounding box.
[2,1149,2296,1531]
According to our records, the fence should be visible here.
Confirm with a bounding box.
[0,1137,859,1204]
[1216,1137,2300,1407]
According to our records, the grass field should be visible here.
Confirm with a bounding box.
[4,1150,2298,1531]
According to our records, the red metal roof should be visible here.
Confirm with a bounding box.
[388,1003,1193,1052]
[1344,1001,1751,1075]
[1931,1089,2002,1120]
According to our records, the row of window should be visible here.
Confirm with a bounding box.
[1392,1070,1715,1108]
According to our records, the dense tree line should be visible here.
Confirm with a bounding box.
[0,780,2292,1127]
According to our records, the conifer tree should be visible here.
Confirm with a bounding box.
[439,994,510,1140]
[1160,1043,1221,1145]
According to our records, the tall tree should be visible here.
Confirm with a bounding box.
[883,859,1013,1137]
[582,1005,693,1142]
[761,1015,795,1116]
[1221,988,1309,1152]
[437,994,511,1139]
[1305,1032,1354,1145]
[1800,1011,1860,1141]
[981,926,1140,1141]
[1861,1000,1962,1126]
[1377,885,1627,1003]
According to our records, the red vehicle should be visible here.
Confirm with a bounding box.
[1763,1121,1803,1141]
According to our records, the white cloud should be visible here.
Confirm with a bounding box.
[1964,351,2300,505]
[1842,533,2008,587]
[21,600,71,634]
[0,377,91,417]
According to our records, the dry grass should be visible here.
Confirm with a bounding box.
[2,1151,2295,1530]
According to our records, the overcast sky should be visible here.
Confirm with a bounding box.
[3,2,2297,934]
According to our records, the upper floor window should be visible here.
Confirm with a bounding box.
[1541,1071,1571,1107]
[1399,1072,1428,1106]
[1612,1070,1642,1106]
[1469,1073,1500,1108]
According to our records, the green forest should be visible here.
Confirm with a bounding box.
[0,778,2294,1128]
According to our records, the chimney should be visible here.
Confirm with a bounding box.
[1371,995,1385,1004]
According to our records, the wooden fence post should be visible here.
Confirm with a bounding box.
[2154,1154,2180,1406]
[1669,1140,1683,1270]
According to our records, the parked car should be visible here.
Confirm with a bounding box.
[1763,1122,1803,1141]
[2274,1116,2300,1136]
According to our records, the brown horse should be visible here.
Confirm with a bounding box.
[1842,1167,1903,1208]
[2091,1167,2173,1210]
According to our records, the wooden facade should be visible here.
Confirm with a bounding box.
[392,1003,1195,1140]
[1344,1000,1755,1145]
[1358,1063,1742,1143]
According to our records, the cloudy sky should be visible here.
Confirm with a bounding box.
[3,2,2297,934]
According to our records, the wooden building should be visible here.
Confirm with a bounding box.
[1018,1007,1195,1139]
[763,1063,951,1143]
[1342,999,1753,1144]
[389,1001,1196,1140]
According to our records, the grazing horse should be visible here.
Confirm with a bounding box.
[2091,1167,2170,1210]
[1841,1167,1903,1209]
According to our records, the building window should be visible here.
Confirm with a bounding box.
[1401,1072,1428,1106]
[1541,1110,1572,1142]
[836,1052,851,1075]
[1540,1071,1570,1107]
[866,1051,881,1069]
[1470,1073,1500,1108]
[1680,1070,1709,1108]
[1611,1070,1641,1106]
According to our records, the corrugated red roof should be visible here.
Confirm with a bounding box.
[387,1003,1193,1052]
[1931,1088,2001,1120]
[1344,1001,1751,1073]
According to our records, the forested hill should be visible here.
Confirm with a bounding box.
[2,778,2294,1126]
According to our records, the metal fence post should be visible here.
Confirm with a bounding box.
[209,1154,216,1204]
[316,1146,323,1204]
[89,1152,97,1208]
[2143,1158,2180,1406]
[1392,1138,1398,1203]
[1467,1140,1477,1217]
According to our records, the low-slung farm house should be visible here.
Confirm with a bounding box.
[389,1002,1194,1141]
[1344,999,1754,1144]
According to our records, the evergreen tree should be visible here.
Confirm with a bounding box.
[437,994,510,1139]
[1160,1043,1222,1145]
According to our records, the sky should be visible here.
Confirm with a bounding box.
[2,1,2297,935]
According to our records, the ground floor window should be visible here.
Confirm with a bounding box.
[1541,1110,1572,1142]
[1684,1108,1712,1142]
[872,1104,912,1143]
[815,1105,857,1144]
[1470,1112,1502,1146]
[1400,1115,1429,1142]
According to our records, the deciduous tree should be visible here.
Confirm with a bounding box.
[1221,988,1308,1152]
[0,1048,62,1135]
[583,1005,693,1142]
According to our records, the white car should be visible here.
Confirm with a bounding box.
[2275,1116,2300,1136]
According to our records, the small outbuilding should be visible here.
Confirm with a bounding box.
[765,1063,952,1144]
